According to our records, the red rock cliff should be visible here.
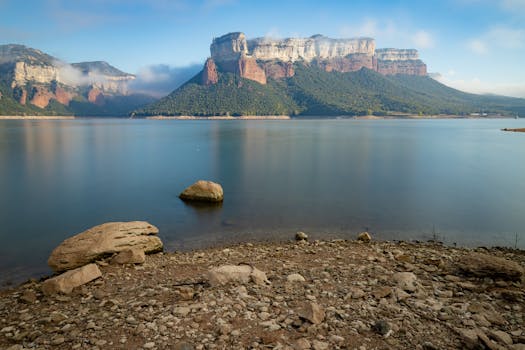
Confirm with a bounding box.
[202,58,219,85]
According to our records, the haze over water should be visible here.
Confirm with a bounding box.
[1,118,524,285]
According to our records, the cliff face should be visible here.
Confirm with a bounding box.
[206,32,427,85]
[0,44,135,109]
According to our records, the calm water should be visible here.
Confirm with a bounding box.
[1,118,525,285]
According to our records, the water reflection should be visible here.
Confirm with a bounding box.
[0,119,524,286]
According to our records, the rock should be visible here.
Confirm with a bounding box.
[48,221,162,272]
[143,342,155,349]
[357,232,371,242]
[202,58,219,86]
[19,290,37,304]
[393,272,418,292]
[179,180,224,202]
[173,342,195,350]
[346,286,366,299]
[206,265,269,286]
[373,286,392,299]
[111,249,146,265]
[41,263,102,295]
[489,330,513,345]
[457,253,524,281]
[312,340,329,350]
[372,320,391,336]
[287,273,306,282]
[295,231,308,241]
[297,302,325,324]
[293,338,311,350]
[458,328,479,349]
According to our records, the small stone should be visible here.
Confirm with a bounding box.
[373,286,392,299]
[287,273,306,283]
[111,249,146,265]
[329,335,344,343]
[372,320,391,336]
[19,290,37,304]
[144,342,155,349]
[422,342,439,350]
[298,302,325,324]
[393,272,417,292]
[179,180,224,202]
[346,286,365,299]
[458,328,479,349]
[293,338,311,350]
[207,265,270,286]
[489,330,513,345]
[357,232,371,242]
[312,340,329,350]
[51,336,65,345]
[296,231,308,241]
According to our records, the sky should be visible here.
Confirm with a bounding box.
[0,0,524,97]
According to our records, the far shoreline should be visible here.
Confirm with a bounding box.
[0,114,520,120]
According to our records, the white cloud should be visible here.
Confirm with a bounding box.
[468,39,489,54]
[434,72,525,98]
[467,25,524,54]
[500,0,525,11]
[412,30,435,49]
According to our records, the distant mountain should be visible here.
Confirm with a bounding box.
[0,44,155,116]
[135,32,525,117]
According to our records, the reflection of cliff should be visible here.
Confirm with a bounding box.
[205,32,427,85]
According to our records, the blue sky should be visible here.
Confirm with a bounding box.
[0,0,524,97]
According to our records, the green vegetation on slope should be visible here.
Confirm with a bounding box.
[135,72,298,116]
[135,64,525,117]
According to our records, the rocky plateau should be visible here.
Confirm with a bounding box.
[203,32,427,85]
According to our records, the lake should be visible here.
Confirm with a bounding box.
[1,118,524,286]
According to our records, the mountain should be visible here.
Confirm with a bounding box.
[0,44,155,116]
[135,32,525,117]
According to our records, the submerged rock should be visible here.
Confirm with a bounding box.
[48,221,162,272]
[179,180,224,202]
[41,263,101,295]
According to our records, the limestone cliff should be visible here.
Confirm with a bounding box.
[0,44,135,109]
[205,32,427,85]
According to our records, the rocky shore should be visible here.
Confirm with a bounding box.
[1,235,524,350]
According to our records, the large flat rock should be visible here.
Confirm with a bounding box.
[41,263,102,295]
[48,221,163,272]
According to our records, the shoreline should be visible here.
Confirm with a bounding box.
[0,237,523,349]
[0,116,75,120]
[0,115,518,120]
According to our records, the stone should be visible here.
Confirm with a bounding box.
[48,221,162,272]
[372,320,391,336]
[457,252,524,281]
[202,58,219,86]
[19,290,37,304]
[179,180,224,202]
[489,330,513,345]
[297,302,325,324]
[293,338,311,350]
[287,273,306,282]
[173,342,195,350]
[41,263,102,295]
[143,342,155,349]
[393,272,418,292]
[357,232,372,242]
[206,265,269,286]
[458,328,479,349]
[111,249,146,265]
[373,286,392,299]
[312,340,329,350]
[295,231,308,241]
[346,286,366,299]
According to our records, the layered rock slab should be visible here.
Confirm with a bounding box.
[48,221,162,272]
